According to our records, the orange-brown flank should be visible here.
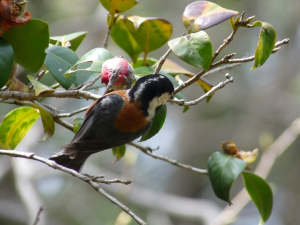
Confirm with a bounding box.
[113,91,149,133]
[85,90,149,133]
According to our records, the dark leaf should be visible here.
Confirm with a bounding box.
[208,152,247,203]
[242,172,273,224]
[0,37,14,88]
[2,19,49,72]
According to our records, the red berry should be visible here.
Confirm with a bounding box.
[101,58,134,89]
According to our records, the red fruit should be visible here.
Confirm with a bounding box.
[101,57,134,90]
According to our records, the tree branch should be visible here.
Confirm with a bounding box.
[129,142,208,175]
[32,206,44,225]
[169,74,233,106]
[0,150,147,225]
[0,90,100,101]
[154,48,172,74]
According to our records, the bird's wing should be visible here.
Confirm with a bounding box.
[62,94,151,153]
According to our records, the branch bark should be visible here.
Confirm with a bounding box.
[0,150,147,225]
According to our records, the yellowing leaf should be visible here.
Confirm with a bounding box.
[99,0,138,14]
[24,101,55,142]
[27,75,54,96]
[182,1,238,33]
[0,107,40,149]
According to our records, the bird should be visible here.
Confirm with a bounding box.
[49,74,174,172]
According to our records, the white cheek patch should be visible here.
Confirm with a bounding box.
[147,93,170,119]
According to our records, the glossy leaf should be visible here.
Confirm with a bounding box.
[44,46,79,90]
[112,145,126,163]
[158,59,213,102]
[140,104,167,141]
[99,0,138,14]
[168,31,213,71]
[242,172,273,225]
[50,31,87,51]
[130,16,173,54]
[27,75,54,96]
[2,19,49,73]
[111,17,143,64]
[25,101,55,142]
[159,59,194,76]
[182,1,238,33]
[73,117,84,134]
[64,48,113,86]
[111,16,172,63]
[251,21,277,70]
[0,107,40,149]
[134,57,158,68]
[208,152,247,203]
[0,37,14,88]
[134,66,154,78]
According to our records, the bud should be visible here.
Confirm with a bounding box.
[221,141,238,156]
[101,57,134,90]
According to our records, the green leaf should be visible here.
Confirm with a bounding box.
[112,144,126,163]
[130,16,173,54]
[242,172,273,225]
[2,19,49,73]
[111,16,172,63]
[208,152,247,203]
[0,107,40,149]
[24,101,55,142]
[168,31,213,71]
[140,104,167,141]
[110,17,143,64]
[44,46,79,89]
[251,21,277,70]
[182,1,238,33]
[27,75,54,96]
[158,59,213,101]
[99,0,138,14]
[0,37,14,88]
[64,48,113,86]
[73,117,84,134]
[134,66,154,78]
[134,57,158,68]
[50,31,87,51]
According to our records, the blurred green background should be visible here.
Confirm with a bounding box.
[0,0,300,224]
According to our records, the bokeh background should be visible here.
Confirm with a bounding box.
[0,0,300,224]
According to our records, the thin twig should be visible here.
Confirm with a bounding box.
[32,206,44,225]
[202,63,241,78]
[169,74,233,106]
[102,28,111,49]
[154,48,173,74]
[173,37,289,96]
[0,90,100,101]
[129,142,208,175]
[28,70,46,89]
[57,106,89,118]
[80,73,102,91]
[0,150,147,225]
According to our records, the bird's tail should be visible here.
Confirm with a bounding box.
[49,151,92,172]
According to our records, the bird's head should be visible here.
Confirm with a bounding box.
[128,74,174,119]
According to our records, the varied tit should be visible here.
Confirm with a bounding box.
[49,74,174,172]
